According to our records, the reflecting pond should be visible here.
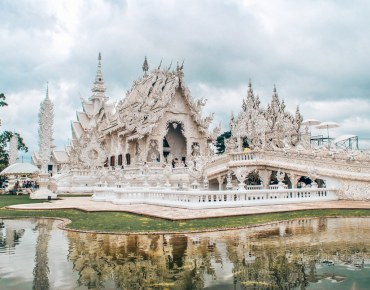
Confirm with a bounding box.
[0,217,369,290]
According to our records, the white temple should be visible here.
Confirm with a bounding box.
[32,53,370,207]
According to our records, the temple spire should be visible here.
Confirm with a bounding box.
[272,84,278,100]
[247,79,254,97]
[142,56,149,76]
[45,82,49,100]
[90,52,107,101]
[38,85,54,172]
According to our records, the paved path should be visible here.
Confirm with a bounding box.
[6,197,370,220]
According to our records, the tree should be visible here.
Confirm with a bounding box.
[0,93,8,107]
[215,131,250,154]
[0,93,28,171]
[215,131,231,154]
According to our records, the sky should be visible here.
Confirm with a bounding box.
[1,0,370,159]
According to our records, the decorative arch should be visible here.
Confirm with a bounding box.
[163,120,187,164]
[79,131,107,168]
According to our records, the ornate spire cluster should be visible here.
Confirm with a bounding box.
[38,83,54,172]
[90,52,107,101]
[231,81,303,150]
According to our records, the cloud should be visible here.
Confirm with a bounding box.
[1,0,370,154]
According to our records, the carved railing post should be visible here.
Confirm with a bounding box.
[226,172,233,190]
[287,172,301,189]
[234,167,250,191]
[276,170,286,189]
[307,166,319,188]
[258,169,271,189]
[203,176,209,190]
[217,175,225,191]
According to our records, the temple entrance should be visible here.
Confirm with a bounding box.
[163,122,187,167]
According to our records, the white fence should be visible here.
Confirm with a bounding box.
[92,186,337,209]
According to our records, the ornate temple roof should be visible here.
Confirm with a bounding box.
[90,52,107,102]
[114,60,212,139]
[52,150,70,163]
[71,121,84,140]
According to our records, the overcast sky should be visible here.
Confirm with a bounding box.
[1,0,370,158]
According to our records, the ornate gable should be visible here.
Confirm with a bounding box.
[116,62,213,139]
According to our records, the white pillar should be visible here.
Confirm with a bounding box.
[217,175,225,191]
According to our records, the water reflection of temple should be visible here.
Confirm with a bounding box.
[66,217,370,289]
[32,219,52,290]
[67,233,203,289]
[0,219,54,290]
[0,219,26,251]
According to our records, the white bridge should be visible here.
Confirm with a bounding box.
[205,149,370,201]
[55,147,370,208]
[92,186,337,209]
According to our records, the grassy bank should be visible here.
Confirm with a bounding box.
[1,195,370,233]
[0,195,47,207]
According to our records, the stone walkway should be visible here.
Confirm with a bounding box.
[6,197,370,220]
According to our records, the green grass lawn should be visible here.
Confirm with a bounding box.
[0,194,47,207]
[1,195,370,233]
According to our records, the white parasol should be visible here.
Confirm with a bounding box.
[302,119,321,138]
[302,119,321,126]
[315,121,340,139]
[0,163,40,176]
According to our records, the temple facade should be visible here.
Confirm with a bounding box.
[64,54,214,171]
[29,53,370,202]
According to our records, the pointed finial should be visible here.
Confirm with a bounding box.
[143,56,149,75]
[167,60,173,71]
[90,52,107,100]
[273,84,277,93]
[46,81,49,99]
[98,52,102,68]
[248,78,252,88]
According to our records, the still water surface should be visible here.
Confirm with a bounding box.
[0,217,369,289]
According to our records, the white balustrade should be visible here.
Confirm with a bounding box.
[149,168,164,175]
[231,152,256,162]
[92,186,338,209]
[269,184,288,190]
[246,185,263,190]
[123,168,141,175]
[172,167,188,174]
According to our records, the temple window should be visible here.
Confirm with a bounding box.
[110,156,115,166]
[125,153,131,165]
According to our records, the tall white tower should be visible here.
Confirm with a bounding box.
[31,83,57,199]
[38,83,54,173]
[8,134,18,165]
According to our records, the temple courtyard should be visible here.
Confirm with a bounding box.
[7,197,370,221]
